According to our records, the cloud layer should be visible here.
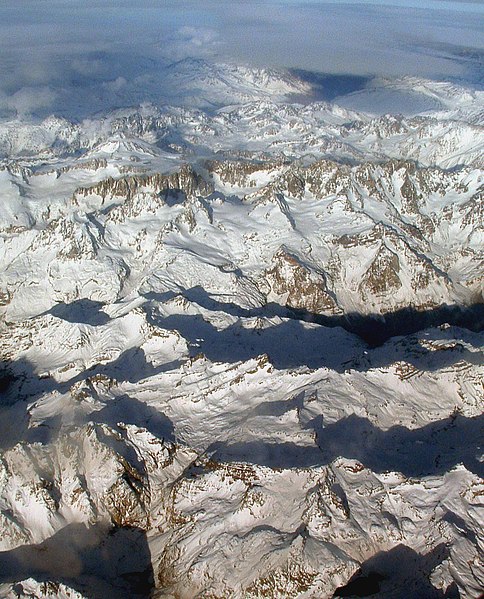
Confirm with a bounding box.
[0,1,482,119]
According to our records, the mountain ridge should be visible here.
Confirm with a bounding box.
[0,60,482,599]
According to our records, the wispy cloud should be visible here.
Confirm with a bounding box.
[0,86,57,118]
[167,26,220,60]
[0,1,481,120]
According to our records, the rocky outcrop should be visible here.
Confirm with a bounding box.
[206,158,288,189]
[73,164,214,204]
[360,243,402,297]
[265,248,340,314]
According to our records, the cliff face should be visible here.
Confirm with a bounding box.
[265,248,340,314]
[74,164,214,203]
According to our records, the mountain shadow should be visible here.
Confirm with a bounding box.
[0,357,176,449]
[145,286,484,347]
[289,69,371,103]
[333,543,460,598]
[0,523,154,599]
[46,299,111,326]
[333,303,484,348]
[205,412,483,478]
[77,346,183,385]
[145,307,482,372]
[313,412,483,478]
[145,311,356,371]
[92,393,175,444]
[0,347,182,399]
[4,298,479,400]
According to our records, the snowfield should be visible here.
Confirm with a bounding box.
[0,63,482,598]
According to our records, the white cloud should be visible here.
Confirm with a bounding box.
[71,58,106,77]
[102,77,128,92]
[0,86,57,117]
[161,26,220,60]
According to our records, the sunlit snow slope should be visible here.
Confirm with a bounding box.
[0,63,483,599]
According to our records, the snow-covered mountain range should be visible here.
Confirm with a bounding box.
[0,61,482,598]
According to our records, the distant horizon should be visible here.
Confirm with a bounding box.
[0,0,482,119]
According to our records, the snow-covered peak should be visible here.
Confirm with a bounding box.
[161,58,312,105]
[335,75,484,123]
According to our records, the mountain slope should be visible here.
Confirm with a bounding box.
[0,63,482,599]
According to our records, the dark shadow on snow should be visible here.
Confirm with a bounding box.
[333,543,460,598]
[206,439,323,470]
[142,302,483,372]
[1,347,182,398]
[75,346,183,385]
[0,354,176,449]
[442,511,478,546]
[313,412,483,478]
[46,299,111,326]
[205,412,483,478]
[289,69,372,103]
[1,296,482,473]
[0,523,154,599]
[144,286,484,347]
[146,311,356,371]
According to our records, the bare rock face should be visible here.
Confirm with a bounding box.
[278,170,307,199]
[265,248,340,314]
[74,164,214,204]
[0,289,11,306]
[333,222,457,313]
[360,244,402,297]
[206,158,288,189]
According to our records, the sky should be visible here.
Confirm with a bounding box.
[0,0,482,119]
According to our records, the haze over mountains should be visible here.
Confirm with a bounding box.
[0,0,483,119]
[0,2,483,598]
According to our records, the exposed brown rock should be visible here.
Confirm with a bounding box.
[74,164,214,203]
[360,244,402,297]
[265,248,340,314]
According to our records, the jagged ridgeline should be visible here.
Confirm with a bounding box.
[0,66,482,599]
[1,158,481,321]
